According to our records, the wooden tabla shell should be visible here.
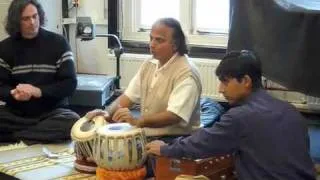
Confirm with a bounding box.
[93,123,147,171]
[70,116,107,173]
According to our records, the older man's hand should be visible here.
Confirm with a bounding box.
[146,140,167,156]
[85,109,110,121]
[112,107,139,126]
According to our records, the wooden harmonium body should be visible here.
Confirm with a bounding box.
[155,154,236,180]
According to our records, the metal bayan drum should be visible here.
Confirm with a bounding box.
[70,116,107,173]
[93,123,147,171]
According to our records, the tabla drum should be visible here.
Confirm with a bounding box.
[70,115,107,173]
[93,123,147,171]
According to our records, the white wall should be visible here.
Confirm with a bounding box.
[0,0,11,41]
[39,0,62,34]
[67,0,109,74]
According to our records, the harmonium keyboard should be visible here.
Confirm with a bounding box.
[155,154,236,180]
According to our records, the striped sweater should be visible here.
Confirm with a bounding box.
[0,28,77,116]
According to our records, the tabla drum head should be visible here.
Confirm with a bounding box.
[71,116,106,142]
[97,123,134,136]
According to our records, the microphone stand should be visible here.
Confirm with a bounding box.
[95,34,124,89]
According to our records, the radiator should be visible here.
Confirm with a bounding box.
[191,59,223,100]
[108,53,223,100]
[107,53,145,90]
[108,53,320,111]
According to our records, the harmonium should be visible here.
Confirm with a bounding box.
[155,154,236,180]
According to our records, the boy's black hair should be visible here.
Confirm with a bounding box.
[215,50,262,89]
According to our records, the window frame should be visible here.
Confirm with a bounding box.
[120,0,229,48]
[193,0,230,34]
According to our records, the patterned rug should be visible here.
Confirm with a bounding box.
[0,142,28,152]
[0,144,96,180]
[0,150,74,176]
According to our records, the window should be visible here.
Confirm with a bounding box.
[139,0,180,30]
[121,0,229,48]
[195,0,229,34]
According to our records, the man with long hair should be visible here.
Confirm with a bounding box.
[86,18,202,177]
[0,0,79,144]
[87,18,202,141]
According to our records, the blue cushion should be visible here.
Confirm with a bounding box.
[200,97,225,128]
[308,125,320,163]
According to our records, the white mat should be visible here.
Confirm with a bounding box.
[0,141,28,152]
